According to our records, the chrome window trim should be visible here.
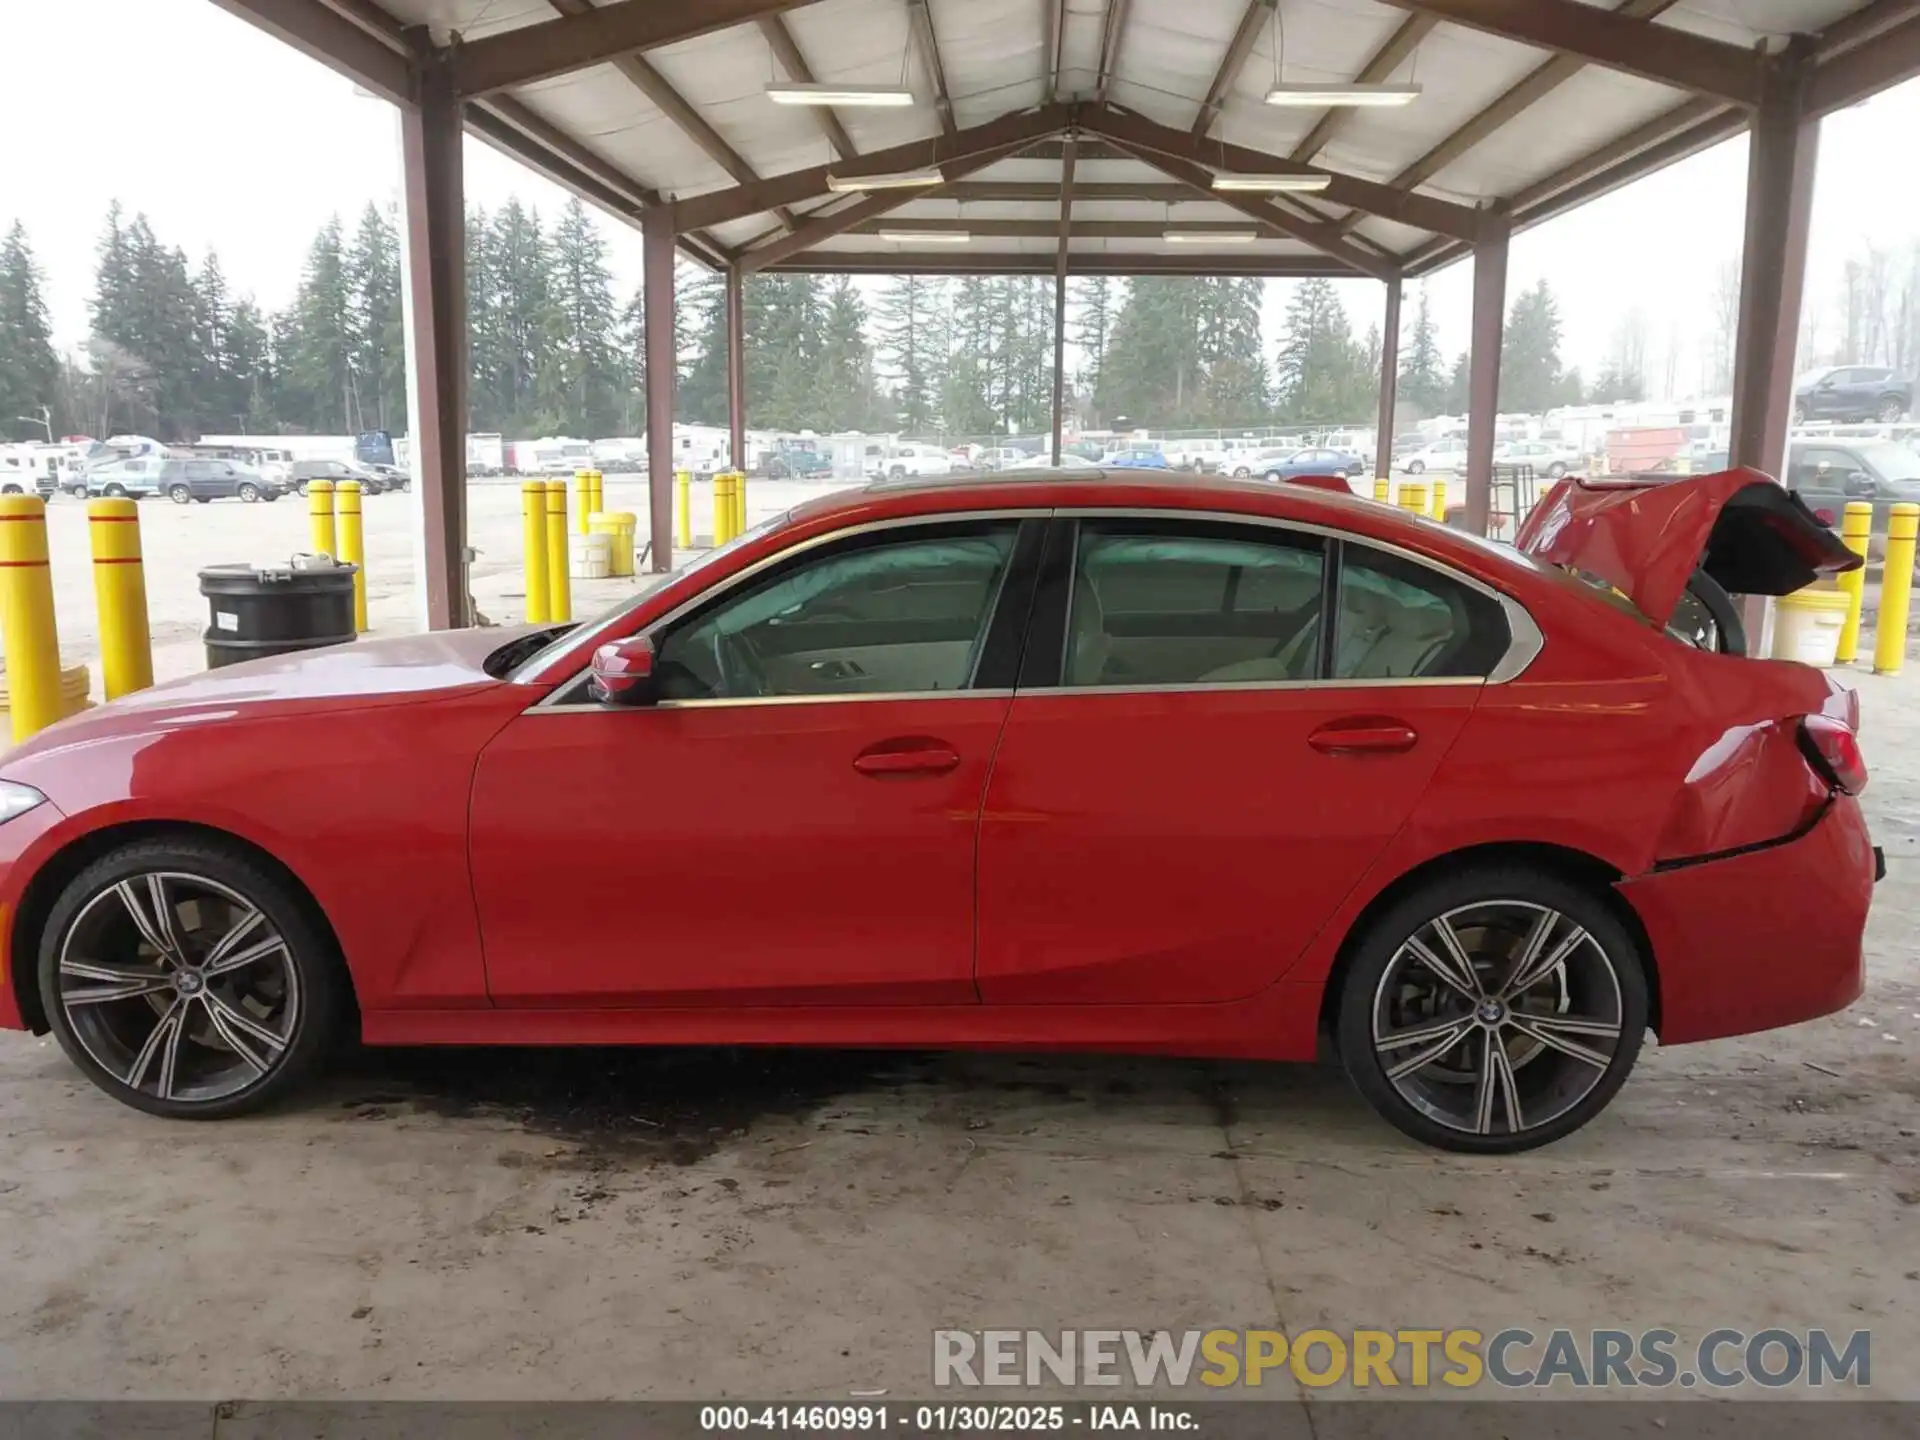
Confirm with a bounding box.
[1054,506,1544,688]
[533,508,1045,710]
[528,501,1546,714]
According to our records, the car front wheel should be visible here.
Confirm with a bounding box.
[38,838,344,1119]
[1793,404,1807,425]
[1336,865,1648,1153]
[104,483,128,498]
[1548,462,1568,478]
[1406,459,1425,473]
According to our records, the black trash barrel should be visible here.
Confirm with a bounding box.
[199,561,359,670]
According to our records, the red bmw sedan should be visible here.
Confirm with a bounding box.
[0,468,1877,1152]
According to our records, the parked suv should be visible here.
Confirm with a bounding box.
[1794,366,1912,424]
[865,443,952,481]
[289,459,388,496]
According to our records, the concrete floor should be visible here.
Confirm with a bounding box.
[1,480,1917,1406]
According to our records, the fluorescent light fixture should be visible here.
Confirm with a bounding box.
[877,229,973,244]
[1211,173,1332,193]
[1163,229,1259,244]
[1264,82,1422,107]
[826,169,944,193]
[767,84,915,107]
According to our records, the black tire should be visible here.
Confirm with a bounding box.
[1335,864,1649,1154]
[1878,396,1906,423]
[888,465,907,480]
[296,480,310,497]
[37,837,345,1119]
[1548,462,1568,478]
[169,485,192,504]
[1793,404,1807,425]
[1407,459,1425,474]
[104,483,128,498]
[238,482,260,502]
[1263,470,1283,483]
[1,484,20,495]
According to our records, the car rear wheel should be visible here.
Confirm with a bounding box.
[38,839,344,1119]
[1406,459,1425,473]
[1548,462,1568,478]
[168,485,192,504]
[238,482,261,502]
[1336,866,1648,1153]
[104,483,128,498]
[1878,396,1906,422]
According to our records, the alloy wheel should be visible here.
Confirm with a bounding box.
[55,871,300,1105]
[1369,900,1624,1140]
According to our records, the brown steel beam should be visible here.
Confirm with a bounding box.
[1808,12,1920,116]
[643,210,677,573]
[739,139,1036,270]
[1731,44,1819,478]
[1019,137,1130,160]
[727,267,747,473]
[1102,137,1394,278]
[1464,220,1507,537]
[1193,0,1275,136]
[1400,98,1743,276]
[763,253,1345,275]
[1352,0,1680,220]
[758,15,856,159]
[1813,0,1920,61]
[943,181,1195,202]
[1095,0,1134,104]
[843,217,1314,239]
[669,102,1071,230]
[208,0,414,103]
[1290,14,1438,163]
[400,56,468,627]
[452,0,831,96]
[1052,135,1077,464]
[1044,0,1070,102]
[317,0,410,46]
[1082,102,1485,242]
[1375,276,1401,490]
[1376,0,1764,106]
[907,0,958,137]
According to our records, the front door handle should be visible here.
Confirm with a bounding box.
[1308,717,1418,755]
[853,739,962,777]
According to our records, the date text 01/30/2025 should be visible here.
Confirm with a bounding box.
[699,1404,1196,1431]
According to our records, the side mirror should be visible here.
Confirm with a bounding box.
[1846,470,1875,495]
[588,634,657,706]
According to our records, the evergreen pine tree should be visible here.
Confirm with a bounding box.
[1272,278,1367,426]
[873,275,937,432]
[1397,287,1446,418]
[0,222,60,440]
[280,215,353,432]
[1500,279,1566,414]
[344,204,404,433]
[541,199,622,437]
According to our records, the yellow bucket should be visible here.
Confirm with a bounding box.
[589,511,637,578]
[1771,586,1851,667]
[0,662,92,726]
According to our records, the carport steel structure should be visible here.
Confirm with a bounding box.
[211,0,1920,623]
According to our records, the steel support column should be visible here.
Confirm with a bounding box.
[726,266,747,473]
[1375,276,1402,491]
[643,210,677,572]
[1730,44,1818,478]
[1465,222,1509,537]
[400,56,469,628]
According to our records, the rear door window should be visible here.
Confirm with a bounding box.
[1334,546,1510,680]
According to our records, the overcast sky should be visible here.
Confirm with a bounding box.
[5,0,1918,396]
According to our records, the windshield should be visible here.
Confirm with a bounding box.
[1860,443,1920,484]
[1796,366,1836,388]
[506,510,793,683]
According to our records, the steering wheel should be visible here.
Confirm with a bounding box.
[709,629,769,697]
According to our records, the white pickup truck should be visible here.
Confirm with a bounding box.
[865,442,954,481]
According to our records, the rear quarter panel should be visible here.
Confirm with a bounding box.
[0,686,530,1020]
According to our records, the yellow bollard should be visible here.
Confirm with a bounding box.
[733,470,749,536]
[1430,480,1449,521]
[545,479,572,623]
[0,496,65,742]
[675,470,692,550]
[574,470,594,536]
[713,472,735,545]
[1874,502,1918,676]
[521,481,551,624]
[334,481,367,633]
[1398,481,1428,518]
[1372,475,1390,503]
[87,498,153,699]
[589,469,605,521]
[1836,500,1872,664]
[307,478,336,559]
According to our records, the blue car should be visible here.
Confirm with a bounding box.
[1106,445,1171,469]
[1253,447,1366,482]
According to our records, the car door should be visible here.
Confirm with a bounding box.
[975,513,1508,1006]
[468,514,1045,1008]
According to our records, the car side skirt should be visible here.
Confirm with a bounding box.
[358,984,1324,1060]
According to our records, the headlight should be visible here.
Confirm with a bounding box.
[0,782,47,823]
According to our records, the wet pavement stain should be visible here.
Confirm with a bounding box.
[323,1046,941,1165]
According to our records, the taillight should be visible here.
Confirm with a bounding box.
[1800,714,1867,796]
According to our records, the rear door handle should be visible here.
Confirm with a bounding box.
[853,740,962,777]
[1308,718,1418,755]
